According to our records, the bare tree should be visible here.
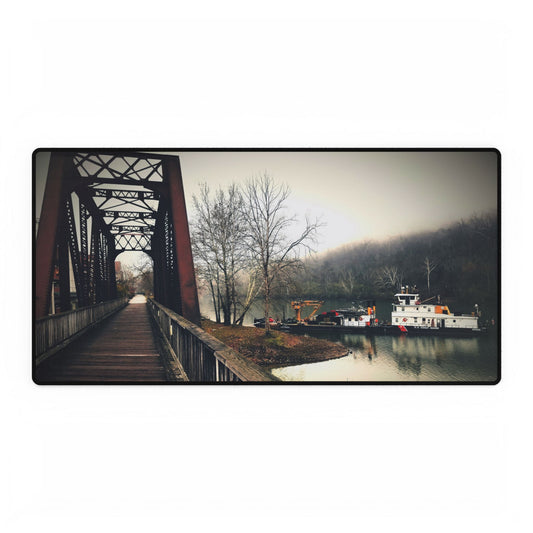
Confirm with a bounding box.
[338,267,357,296]
[375,265,403,292]
[195,259,222,323]
[422,256,438,292]
[132,256,154,296]
[116,265,137,298]
[241,173,322,334]
[191,183,250,325]
[233,266,264,325]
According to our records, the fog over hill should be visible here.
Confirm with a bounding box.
[288,211,498,311]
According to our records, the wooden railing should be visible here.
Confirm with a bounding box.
[147,298,276,382]
[35,297,129,364]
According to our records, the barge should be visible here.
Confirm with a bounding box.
[256,288,486,337]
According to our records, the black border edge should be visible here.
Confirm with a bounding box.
[32,147,502,386]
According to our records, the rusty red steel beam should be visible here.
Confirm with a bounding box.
[35,153,71,319]
[164,157,201,326]
[79,177,166,191]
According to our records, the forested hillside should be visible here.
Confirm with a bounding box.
[288,212,498,311]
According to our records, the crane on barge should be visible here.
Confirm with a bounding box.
[291,300,324,323]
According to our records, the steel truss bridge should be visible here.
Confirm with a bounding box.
[35,150,200,322]
[34,151,274,383]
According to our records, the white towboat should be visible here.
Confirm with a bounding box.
[391,286,481,333]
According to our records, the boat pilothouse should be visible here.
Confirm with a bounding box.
[391,285,480,332]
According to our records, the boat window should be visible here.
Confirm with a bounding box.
[422,318,426,322]
[416,307,419,310]
[401,307,405,311]
[395,318,398,323]
[414,317,418,322]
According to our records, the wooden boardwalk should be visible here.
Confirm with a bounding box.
[35,297,180,383]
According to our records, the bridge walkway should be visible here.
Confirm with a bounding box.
[35,296,182,383]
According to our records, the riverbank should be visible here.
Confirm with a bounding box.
[201,319,348,368]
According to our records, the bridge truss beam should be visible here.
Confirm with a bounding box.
[35,151,200,325]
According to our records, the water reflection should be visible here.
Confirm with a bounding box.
[271,331,498,382]
[198,294,497,382]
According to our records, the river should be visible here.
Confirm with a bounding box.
[270,330,498,382]
[199,295,499,383]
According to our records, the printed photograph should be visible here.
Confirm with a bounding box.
[33,149,500,384]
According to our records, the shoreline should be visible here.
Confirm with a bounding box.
[201,319,349,369]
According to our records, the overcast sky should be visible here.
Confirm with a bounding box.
[35,150,498,267]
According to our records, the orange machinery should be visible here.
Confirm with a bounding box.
[291,300,324,323]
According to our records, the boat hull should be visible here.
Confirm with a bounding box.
[276,323,487,337]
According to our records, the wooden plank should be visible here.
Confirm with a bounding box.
[35,301,177,383]
[35,298,129,360]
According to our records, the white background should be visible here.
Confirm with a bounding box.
[1,2,530,532]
